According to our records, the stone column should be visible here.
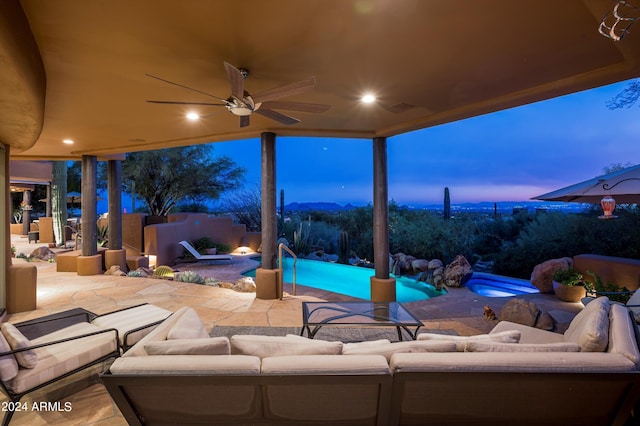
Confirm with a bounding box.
[78,155,101,275]
[21,190,32,235]
[256,132,279,299]
[105,160,126,271]
[371,137,396,302]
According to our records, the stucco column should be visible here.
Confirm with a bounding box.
[2,144,8,311]
[256,132,279,299]
[105,159,126,271]
[371,136,396,302]
[79,155,101,275]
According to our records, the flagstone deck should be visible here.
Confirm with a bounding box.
[4,235,584,425]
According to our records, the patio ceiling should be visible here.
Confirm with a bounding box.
[5,0,640,160]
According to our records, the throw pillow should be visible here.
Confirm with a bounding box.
[1,323,38,369]
[0,332,18,382]
[166,308,209,340]
[417,330,521,351]
[144,337,230,355]
[564,296,610,352]
[465,341,581,352]
[230,335,342,358]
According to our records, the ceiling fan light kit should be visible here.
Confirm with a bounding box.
[147,62,330,127]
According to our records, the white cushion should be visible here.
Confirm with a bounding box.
[1,323,38,369]
[626,290,640,323]
[465,341,581,353]
[342,340,456,360]
[341,339,391,352]
[0,331,18,382]
[166,308,209,340]
[144,337,230,355]
[231,335,342,359]
[261,355,390,375]
[110,355,261,375]
[564,296,610,352]
[490,321,565,344]
[91,304,171,347]
[417,330,521,351]
[607,303,640,365]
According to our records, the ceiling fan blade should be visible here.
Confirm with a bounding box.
[224,62,245,100]
[254,108,300,125]
[252,77,316,104]
[145,73,229,104]
[146,100,225,106]
[239,115,250,128]
[260,100,330,113]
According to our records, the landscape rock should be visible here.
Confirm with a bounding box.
[30,247,56,261]
[443,255,473,287]
[535,311,556,331]
[105,265,127,276]
[131,267,151,277]
[411,259,430,272]
[497,299,540,327]
[530,257,573,293]
[218,281,233,289]
[232,277,256,293]
[428,259,444,270]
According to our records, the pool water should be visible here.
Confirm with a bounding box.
[245,257,445,303]
[465,272,540,297]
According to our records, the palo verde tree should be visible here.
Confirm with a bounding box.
[123,145,245,216]
[607,78,640,109]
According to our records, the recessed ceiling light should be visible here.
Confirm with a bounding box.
[63,139,74,145]
[361,94,376,104]
[186,112,200,121]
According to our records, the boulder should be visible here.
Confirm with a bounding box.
[530,257,573,293]
[497,299,540,327]
[105,265,127,276]
[232,277,257,293]
[30,246,56,261]
[392,253,415,275]
[411,259,430,273]
[428,259,444,270]
[535,311,556,331]
[443,255,473,287]
[218,281,233,289]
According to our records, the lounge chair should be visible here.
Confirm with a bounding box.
[178,240,233,263]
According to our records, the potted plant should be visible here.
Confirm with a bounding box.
[552,267,587,302]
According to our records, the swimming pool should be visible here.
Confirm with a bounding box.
[465,272,540,297]
[246,257,445,303]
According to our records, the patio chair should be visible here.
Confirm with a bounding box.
[178,240,233,263]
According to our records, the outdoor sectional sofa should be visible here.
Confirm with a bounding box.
[102,298,640,425]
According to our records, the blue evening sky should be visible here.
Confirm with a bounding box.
[209,79,639,207]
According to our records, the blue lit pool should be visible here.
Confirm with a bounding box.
[465,272,540,297]
[245,257,445,303]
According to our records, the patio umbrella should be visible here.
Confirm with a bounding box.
[533,164,640,205]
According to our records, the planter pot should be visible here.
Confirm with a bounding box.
[552,281,586,302]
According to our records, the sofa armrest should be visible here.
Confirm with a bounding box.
[490,320,564,344]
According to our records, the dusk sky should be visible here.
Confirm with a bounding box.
[210,78,639,207]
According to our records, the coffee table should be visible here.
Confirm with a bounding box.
[301,302,423,341]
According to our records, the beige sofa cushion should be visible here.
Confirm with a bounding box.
[417,330,520,351]
[1,323,38,368]
[261,354,390,375]
[564,296,610,352]
[91,304,171,348]
[0,331,18,382]
[490,321,565,344]
[123,307,192,357]
[342,339,391,351]
[607,303,640,365]
[342,340,456,360]
[465,341,581,353]
[231,335,342,359]
[9,322,118,394]
[110,354,261,375]
[390,352,636,373]
[144,337,230,355]
[167,308,209,340]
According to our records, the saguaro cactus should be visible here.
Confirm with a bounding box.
[338,231,350,264]
[444,187,451,220]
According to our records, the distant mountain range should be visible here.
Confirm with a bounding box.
[283,201,593,213]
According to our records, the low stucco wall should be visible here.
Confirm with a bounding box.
[573,254,640,291]
[144,213,257,266]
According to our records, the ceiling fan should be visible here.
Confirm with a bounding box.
[146,62,330,127]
